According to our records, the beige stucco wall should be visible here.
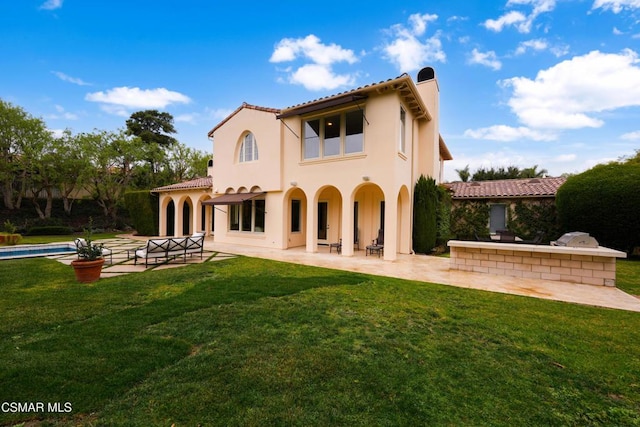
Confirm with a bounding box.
[209,73,444,260]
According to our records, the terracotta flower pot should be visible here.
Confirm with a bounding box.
[71,258,105,283]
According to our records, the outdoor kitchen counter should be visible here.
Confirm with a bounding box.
[448,240,627,287]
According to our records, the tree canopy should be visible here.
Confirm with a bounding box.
[125,110,178,146]
[455,164,549,181]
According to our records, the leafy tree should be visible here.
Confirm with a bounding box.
[125,110,179,187]
[469,165,548,181]
[79,129,146,224]
[125,110,177,146]
[413,175,438,254]
[456,165,470,182]
[53,130,89,216]
[0,99,50,210]
[556,161,640,252]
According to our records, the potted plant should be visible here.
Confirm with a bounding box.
[71,219,105,283]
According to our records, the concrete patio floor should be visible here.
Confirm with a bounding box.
[50,236,640,313]
[201,239,640,313]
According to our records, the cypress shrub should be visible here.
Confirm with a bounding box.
[124,191,159,236]
[556,162,640,252]
[413,175,437,254]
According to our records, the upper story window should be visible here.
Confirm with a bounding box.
[303,110,364,160]
[399,107,406,153]
[239,132,258,163]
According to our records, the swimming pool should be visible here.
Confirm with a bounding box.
[0,242,76,260]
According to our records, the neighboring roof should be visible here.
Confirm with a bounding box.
[448,177,566,199]
[152,176,213,193]
[208,103,281,137]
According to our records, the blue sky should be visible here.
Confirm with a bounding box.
[2,0,640,182]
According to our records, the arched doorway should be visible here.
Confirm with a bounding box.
[166,200,175,236]
[182,201,191,235]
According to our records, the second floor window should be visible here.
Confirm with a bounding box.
[239,133,258,162]
[303,110,364,160]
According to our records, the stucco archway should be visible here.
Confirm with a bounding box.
[283,187,308,249]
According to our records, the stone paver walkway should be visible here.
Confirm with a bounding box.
[49,237,236,278]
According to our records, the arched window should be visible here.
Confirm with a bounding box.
[239,133,258,162]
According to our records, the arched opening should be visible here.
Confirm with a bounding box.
[284,187,308,248]
[315,186,342,246]
[166,200,175,236]
[182,201,191,235]
[353,183,385,250]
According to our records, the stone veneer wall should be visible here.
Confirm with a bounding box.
[448,241,627,287]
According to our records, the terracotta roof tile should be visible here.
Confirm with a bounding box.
[153,176,213,192]
[448,177,566,199]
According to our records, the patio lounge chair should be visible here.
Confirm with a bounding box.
[366,229,384,257]
[74,238,113,263]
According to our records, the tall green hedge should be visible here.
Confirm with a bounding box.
[413,175,438,254]
[124,191,159,236]
[556,162,640,252]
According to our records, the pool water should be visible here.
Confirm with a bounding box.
[0,243,76,259]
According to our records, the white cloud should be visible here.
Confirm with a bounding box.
[44,105,78,121]
[52,71,90,86]
[463,125,557,141]
[484,11,528,32]
[592,0,640,13]
[484,0,556,33]
[270,35,357,65]
[288,64,356,91]
[515,39,548,55]
[501,49,640,129]
[270,35,358,91]
[382,13,446,73]
[468,49,502,70]
[39,0,62,10]
[85,87,191,113]
[621,130,640,140]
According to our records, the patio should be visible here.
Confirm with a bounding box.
[46,236,640,312]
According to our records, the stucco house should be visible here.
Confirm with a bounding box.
[155,67,452,261]
[447,176,566,237]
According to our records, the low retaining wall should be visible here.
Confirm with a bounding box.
[448,240,627,287]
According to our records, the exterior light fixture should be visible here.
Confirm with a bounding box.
[290,181,298,187]
[362,176,370,181]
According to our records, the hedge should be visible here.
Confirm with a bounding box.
[124,191,159,236]
[413,175,437,254]
[556,162,640,252]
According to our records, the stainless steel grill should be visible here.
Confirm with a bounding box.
[551,232,599,248]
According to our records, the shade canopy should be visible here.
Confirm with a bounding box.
[202,192,265,206]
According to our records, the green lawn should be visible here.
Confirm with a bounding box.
[1,256,639,426]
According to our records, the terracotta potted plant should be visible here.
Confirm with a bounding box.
[71,220,105,283]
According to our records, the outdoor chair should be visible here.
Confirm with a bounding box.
[366,229,384,257]
[516,230,545,245]
[474,231,493,242]
[74,238,113,264]
[497,229,516,242]
[329,238,342,254]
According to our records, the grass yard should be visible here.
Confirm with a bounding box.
[0,256,639,426]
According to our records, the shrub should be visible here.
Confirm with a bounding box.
[556,162,640,252]
[413,175,438,254]
[124,191,159,236]
[507,200,560,243]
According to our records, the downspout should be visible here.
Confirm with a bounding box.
[409,116,417,255]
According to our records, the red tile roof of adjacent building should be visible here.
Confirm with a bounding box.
[448,176,566,199]
[152,176,213,192]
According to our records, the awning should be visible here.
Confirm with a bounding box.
[202,192,265,206]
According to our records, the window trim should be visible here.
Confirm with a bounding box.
[302,108,364,161]
[228,198,266,233]
[239,132,259,163]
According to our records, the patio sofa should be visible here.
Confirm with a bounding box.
[133,233,205,267]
